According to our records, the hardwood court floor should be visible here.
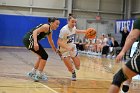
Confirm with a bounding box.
[0,47,140,93]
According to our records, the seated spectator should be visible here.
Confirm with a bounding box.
[111,37,120,57]
[75,38,86,51]
[85,39,95,52]
[101,34,110,57]
[111,37,119,47]
[107,35,113,47]
[96,35,104,53]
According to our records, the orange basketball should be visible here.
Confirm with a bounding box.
[85,28,96,39]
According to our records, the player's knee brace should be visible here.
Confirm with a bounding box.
[41,53,48,60]
[122,85,129,92]
[112,69,128,87]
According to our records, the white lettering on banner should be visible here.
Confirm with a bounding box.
[127,21,131,31]
[115,19,135,33]
[116,21,121,33]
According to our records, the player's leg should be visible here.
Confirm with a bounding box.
[63,56,74,72]
[69,43,80,80]
[63,56,76,80]
[69,43,79,70]
[35,59,48,81]
[120,51,140,92]
[23,39,39,78]
[71,56,80,81]
[34,57,41,69]
[71,56,80,70]
[108,63,138,93]
[31,43,48,81]
[27,57,41,78]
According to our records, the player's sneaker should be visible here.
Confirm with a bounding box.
[107,54,112,58]
[112,55,116,58]
[27,72,35,78]
[33,73,48,82]
[33,74,41,82]
[71,71,76,81]
[41,73,48,80]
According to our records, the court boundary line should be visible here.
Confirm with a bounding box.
[38,82,59,93]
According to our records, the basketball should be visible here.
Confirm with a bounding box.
[85,28,96,39]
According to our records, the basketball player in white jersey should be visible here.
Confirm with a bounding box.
[57,14,86,81]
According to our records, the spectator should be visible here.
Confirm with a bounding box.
[120,27,129,60]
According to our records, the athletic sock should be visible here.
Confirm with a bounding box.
[31,68,37,74]
[36,70,42,77]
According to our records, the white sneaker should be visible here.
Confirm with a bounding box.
[112,55,116,58]
[33,73,48,82]
[41,73,48,80]
[33,74,41,82]
[107,55,112,58]
[97,52,101,56]
[27,72,35,78]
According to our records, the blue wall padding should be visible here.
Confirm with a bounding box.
[0,14,67,48]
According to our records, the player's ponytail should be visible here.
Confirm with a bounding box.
[68,13,76,21]
[69,13,73,17]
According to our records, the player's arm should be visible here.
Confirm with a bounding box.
[33,24,49,51]
[76,29,86,34]
[58,29,73,51]
[121,29,140,54]
[116,29,140,62]
[57,38,72,51]
[47,32,57,52]
[124,19,140,48]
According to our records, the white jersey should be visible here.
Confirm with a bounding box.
[59,24,76,44]
[59,24,77,57]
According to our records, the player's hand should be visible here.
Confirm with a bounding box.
[56,49,62,56]
[115,51,125,63]
[34,43,39,51]
[56,49,63,60]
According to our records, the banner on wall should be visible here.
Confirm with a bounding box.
[115,19,135,33]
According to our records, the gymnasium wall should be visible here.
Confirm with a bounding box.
[1,0,140,47]
[0,14,67,48]
[73,0,122,19]
[0,0,125,42]
[0,0,65,17]
[131,0,140,17]
[0,0,123,19]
